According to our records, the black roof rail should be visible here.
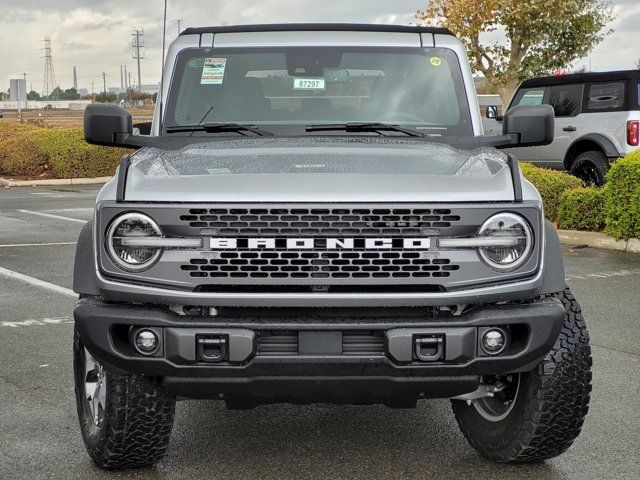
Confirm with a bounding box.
[181,23,454,37]
[520,70,640,89]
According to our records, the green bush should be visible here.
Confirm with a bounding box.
[0,124,130,178]
[604,154,640,240]
[558,187,607,231]
[520,162,582,222]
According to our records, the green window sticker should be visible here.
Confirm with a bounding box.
[430,57,442,67]
[201,58,227,85]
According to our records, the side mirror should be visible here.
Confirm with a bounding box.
[84,104,156,149]
[502,104,554,147]
[84,104,132,146]
[485,105,498,119]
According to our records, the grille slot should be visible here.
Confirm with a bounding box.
[179,208,461,236]
[256,331,385,356]
[181,252,460,280]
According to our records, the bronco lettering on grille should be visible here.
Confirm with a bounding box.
[209,238,431,250]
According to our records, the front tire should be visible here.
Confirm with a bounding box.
[73,328,176,469]
[452,288,592,463]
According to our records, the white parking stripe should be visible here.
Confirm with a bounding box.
[1,317,73,328]
[0,266,77,298]
[17,209,87,224]
[0,242,77,248]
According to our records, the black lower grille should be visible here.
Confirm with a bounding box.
[257,331,385,356]
[181,251,460,280]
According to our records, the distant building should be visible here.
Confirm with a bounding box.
[108,87,126,95]
[78,88,89,96]
[9,79,27,102]
[140,83,160,95]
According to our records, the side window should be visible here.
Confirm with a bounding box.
[547,84,583,117]
[512,88,545,107]
[587,82,625,111]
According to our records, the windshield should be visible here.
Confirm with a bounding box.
[164,47,473,137]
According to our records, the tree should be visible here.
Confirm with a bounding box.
[416,0,615,104]
[27,90,41,101]
[61,87,81,100]
[95,92,118,103]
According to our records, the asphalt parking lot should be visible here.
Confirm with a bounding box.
[0,185,638,480]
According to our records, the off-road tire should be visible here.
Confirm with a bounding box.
[451,288,592,463]
[569,150,610,187]
[73,327,176,469]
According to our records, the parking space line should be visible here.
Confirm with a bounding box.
[1,317,73,328]
[0,266,77,298]
[0,242,77,248]
[17,209,87,224]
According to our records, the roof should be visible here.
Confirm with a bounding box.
[181,23,454,37]
[521,70,640,88]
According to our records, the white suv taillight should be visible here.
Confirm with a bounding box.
[627,121,639,146]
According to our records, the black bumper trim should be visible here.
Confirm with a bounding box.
[74,298,564,402]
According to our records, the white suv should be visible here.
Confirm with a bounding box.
[486,70,640,185]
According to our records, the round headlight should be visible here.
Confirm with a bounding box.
[106,213,162,271]
[478,213,533,271]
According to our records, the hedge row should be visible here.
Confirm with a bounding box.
[521,154,640,239]
[519,163,582,223]
[0,123,130,179]
[604,154,640,239]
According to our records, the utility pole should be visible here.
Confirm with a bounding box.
[131,28,145,91]
[174,18,185,36]
[91,81,95,102]
[22,72,29,110]
[102,72,107,94]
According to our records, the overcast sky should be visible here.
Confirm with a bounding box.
[0,0,637,93]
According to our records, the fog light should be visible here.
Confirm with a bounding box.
[481,328,507,355]
[134,329,159,355]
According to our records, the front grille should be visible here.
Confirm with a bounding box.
[181,251,460,280]
[257,331,385,356]
[179,207,461,236]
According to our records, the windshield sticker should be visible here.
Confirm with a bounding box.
[429,57,442,67]
[293,78,326,90]
[201,58,227,85]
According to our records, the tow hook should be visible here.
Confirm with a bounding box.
[197,335,228,363]
[414,335,445,362]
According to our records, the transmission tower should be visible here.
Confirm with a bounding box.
[131,28,145,91]
[42,37,59,102]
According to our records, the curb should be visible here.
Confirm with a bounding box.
[558,230,640,253]
[0,176,112,187]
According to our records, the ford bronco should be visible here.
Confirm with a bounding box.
[73,24,592,469]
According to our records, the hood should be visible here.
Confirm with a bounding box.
[124,138,517,203]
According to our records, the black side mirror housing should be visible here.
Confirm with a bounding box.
[84,104,157,149]
[84,104,132,146]
[502,104,554,147]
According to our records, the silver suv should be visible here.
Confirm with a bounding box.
[486,70,640,185]
[73,24,592,469]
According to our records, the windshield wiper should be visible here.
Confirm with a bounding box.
[166,123,275,137]
[305,122,425,137]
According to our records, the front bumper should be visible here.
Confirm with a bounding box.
[75,298,564,405]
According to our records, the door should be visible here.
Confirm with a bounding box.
[537,84,584,168]
[504,87,546,162]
